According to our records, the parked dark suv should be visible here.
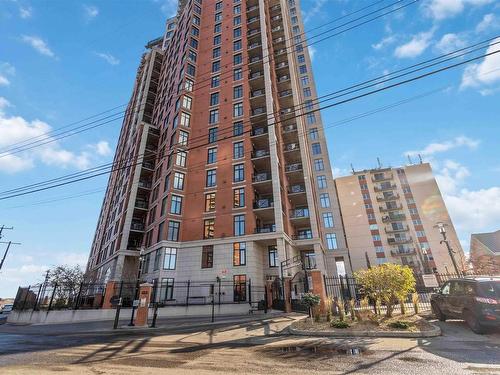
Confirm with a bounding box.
[431,277,500,334]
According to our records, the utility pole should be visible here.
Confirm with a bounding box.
[0,241,21,271]
[434,222,461,276]
[0,225,13,240]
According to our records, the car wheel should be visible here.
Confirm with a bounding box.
[431,302,446,321]
[464,310,486,334]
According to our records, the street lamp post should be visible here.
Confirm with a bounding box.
[128,249,145,326]
[435,222,461,276]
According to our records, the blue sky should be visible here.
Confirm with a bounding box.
[0,0,499,297]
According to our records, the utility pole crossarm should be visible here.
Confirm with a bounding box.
[0,225,14,240]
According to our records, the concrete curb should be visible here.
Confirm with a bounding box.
[287,322,441,338]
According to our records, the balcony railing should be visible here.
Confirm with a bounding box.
[135,200,148,209]
[282,124,297,133]
[289,184,306,194]
[374,184,397,192]
[284,143,299,152]
[251,89,265,97]
[138,180,152,189]
[272,26,282,33]
[385,225,409,234]
[275,48,286,56]
[251,107,266,116]
[131,222,145,231]
[372,173,393,182]
[278,75,290,82]
[252,149,270,158]
[250,71,263,80]
[246,5,258,12]
[276,61,288,69]
[251,127,268,136]
[255,225,276,234]
[290,208,310,219]
[142,161,155,170]
[270,4,281,11]
[382,214,406,223]
[285,163,302,172]
[254,199,274,209]
[379,204,403,212]
[390,249,416,256]
[294,231,313,240]
[247,16,259,24]
[279,89,292,97]
[387,236,413,245]
[271,15,281,21]
[253,172,271,182]
[248,42,261,50]
[376,193,400,202]
[249,55,261,63]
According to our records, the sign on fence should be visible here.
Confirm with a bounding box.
[422,274,439,288]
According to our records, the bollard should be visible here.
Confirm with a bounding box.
[113,297,122,330]
[150,303,159,328]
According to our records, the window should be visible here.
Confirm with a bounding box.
[202,246,213,268]
[212,60,221,73]
[416,231,426,238]
[370,224,379,230]
[306,113,316,124]
[323,212,334,227]
[299,65,307,74]
[210,92,219,106]
[309,129,319,140]
[161,278,174,300]
[375,245,385,253]
[173,172,185,190]
[233,242,246,266]
[160,196,167,216]
[303,87,311,97]
[209,109,219,124]
[206,169,217,187]
[233,68,242,80]
[233,85,243,99]
[233,187,245,208]
[178,130,189,146]
[213,35,221,45]
[268,246,278,267]
[204,218,215,239]
[180,112,190,127]
[312,143,321,155]
[167,221,179,241]
[233,102,243,117]
[317,175,327,189]
[188,49,197,62]
[319,193,330,208]
[233,39,242,51]
[301,76,309,86]
[190,38,198,49]
[233,141,244,159]
[314,159,324,171]
[182,96,192,110]
[170,195,182,214]
[372,234,381,241]
[205,193,216,212]
[214,23,221,33]
[163,247,177,270]
[233,164,244,182]
[233,4,241,14]
[233,121,243,136]
[184,79,194,92]
[234,214,245,236]
[153,249,161,271]
[215,12,222,22]
[164,173,171,190]
[212,47,221,58]
[211,75,220,88]
[297,54,305,63]
[176,151,187,167]
[326,233,338,250]
[233,15,241,26]
[157,221,165,242]
[233,53,242,65]
[233,275,246,302]
[215,1,223,10]
[192,15,200,25]
[233,27,241,38]
[207,147,217,164]
[187,64,196,76]
[208,128,218,144]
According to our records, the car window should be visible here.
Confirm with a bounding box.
[464,283,475,296]
[441,282,450,295]
[478,281,500,298]
[450,281,464,296]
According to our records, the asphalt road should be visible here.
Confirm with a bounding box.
[0,315,499,374]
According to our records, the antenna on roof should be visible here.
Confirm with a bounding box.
[350,163,355,174]
[377,157,382,169]
[418,154,423,164]
[407,155,413,165]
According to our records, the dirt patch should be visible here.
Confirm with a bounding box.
[292,314,435,334]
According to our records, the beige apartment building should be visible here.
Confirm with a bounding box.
[335,163,466,275]
[470,230,500,274]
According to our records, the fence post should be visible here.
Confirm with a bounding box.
[323,275,328,297]
[21,285,31,311]
[128,280,140,326]
[248,279,252,306]
[74,282,84,310]
[33,284,43,311]
[48,283,57,311]
[218,277,221,306]
[211,284,215,323]
[186,280,190,307]
[264,285,268,313]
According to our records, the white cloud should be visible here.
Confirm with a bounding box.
[405,135,480,157]
[394,28,435,58]
[0,99,110,173]
[435,33,467,53]
[153,0,178,17]
[21,35,56,58]
[308,46,316,61]
[0,62,16,86]
[372,35,397,50]
[303,0,327,23]
[460,37,500,93]
[94,52,120,66]
[435,159,471,194]
[423,0,494,20]
[19,6,32,19]
[91,140,111,156]
[83,4,99,19]
[476,13,499,33]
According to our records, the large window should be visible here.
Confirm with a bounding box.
[234,214,245,236]
[233,275,246,302]
[314,159,324,171]
[312,143,321,155]
[317,175,327,189]
[209,109,219,124]
[233,85,243,99]
[161,278,174,300]
[233,53,242,65]
[233,164,244,182]
[323,212,334,227]
[208,127,218,143]
[212,60,221,72]
[212,47,221,58]
[157,221,165,242]
[233,188,245,208]
[207,147,217,164]
[319,193,330,208]
[167,221,180,241]
[176,151,187,167]
[173,172,185,190]
[163,247,177,269]
[233,121,243,136]
[206,169,216,187]
[204,218,215,239]
[182,96,192,110]
[180,112,190,127]
[178,130,189,146]
[170,195,182,214]
[233,242,246,266]
[205,192,216,212]
[268,246,278,267]
[233,141,244,159]
[184,79,194,92]
[202,245,213,268]
[210,92,219,106]
[326,233,338,250]
[153,249,161,271]
[233,102,243,117]
[234,68,242,80]
[211,75,220,88]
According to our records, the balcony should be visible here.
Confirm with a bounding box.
[293,230,313,240]
[289,184,306,194]
[251,127,268,137]
[376,193,400,202]
[130,222,145,232]
[271,14,281,22]
[285,163,303,173]
[246,5,258,13]
[127,239,142,251]
[251,89,265,98]
[253,172,272,183]
[273,36,285,45]
[270,4,281,12]
[254,198,274,209]
[248,41,261,51]
[145,144,157,154]
[275,48,287,57]
[290,207,309,219]
[379,204,403,212]
[138,180,152,190]
[374,183,397,192]
[372,173,393,182]
[247,16,259,25]
[382,214,406,223]
[142,161,155,171]
[385,225,409,234]
[249,71,263,80]
[387,236,413,245]
[278,74,290,83]
[252,149,270,159]
[255,224,276,234]
[279,89,292,98]
[248,55,262,64]
[135,200,148,210]
[284,143,300,152]
[391,248,416,256]
[251,107,266,118]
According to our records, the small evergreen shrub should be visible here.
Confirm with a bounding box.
[388,320,411,330]
[330,319,350,329]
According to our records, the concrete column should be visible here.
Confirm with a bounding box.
[265,279,273,308]
[283,277,292,313]
[134,283,153,327]
[102,281,118,309]
[309,270,327,313]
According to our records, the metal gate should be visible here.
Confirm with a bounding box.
[271,278,285,311]
[290,271,309,313]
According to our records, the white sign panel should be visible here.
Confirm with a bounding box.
[422,274,439,288]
